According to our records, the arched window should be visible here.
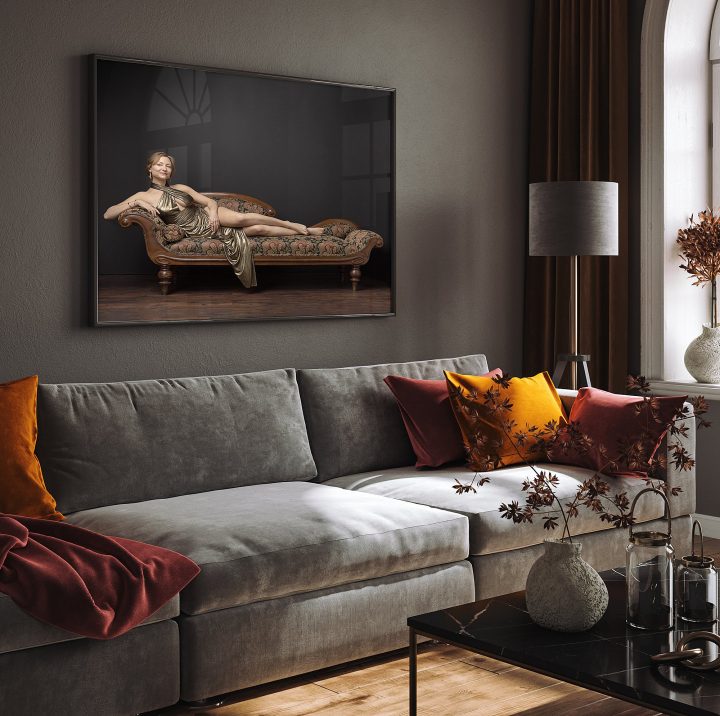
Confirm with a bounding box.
[641,0,718,398]
[147,67,214,190]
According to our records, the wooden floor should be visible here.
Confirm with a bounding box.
[156,538,720,716]
[97,268,392,324]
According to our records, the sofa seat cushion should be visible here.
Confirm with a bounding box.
[66,482,469,616]
[0,593,178,655]
[324,464,670,556]
[161,223,378,257]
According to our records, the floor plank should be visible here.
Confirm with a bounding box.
[97,270,392,323]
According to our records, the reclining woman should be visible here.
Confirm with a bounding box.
[103,152,325,288]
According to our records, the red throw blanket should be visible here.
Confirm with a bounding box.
[0,514,199,639]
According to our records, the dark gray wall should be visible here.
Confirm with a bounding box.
[0,0,531,384]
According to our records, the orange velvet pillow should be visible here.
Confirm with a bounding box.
[445,370,567,470]
[0,376,63,520]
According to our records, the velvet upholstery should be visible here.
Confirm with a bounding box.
[325,460,691,555]
[384,369,501,468]
[0,592,178,655]
[0,375,62,520]
[3,361,697,712]
[551,387,687,475]
[471,515,692,600]
[67,482,469,615]
[36,369,317,513]
[0,594,180,654]
[297,354,490,481]
[178,562,474,701]
[445,370,567,468]
[0,620,179,716]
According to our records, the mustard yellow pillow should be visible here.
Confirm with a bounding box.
[0,375,63,520]
[445,370,567,470]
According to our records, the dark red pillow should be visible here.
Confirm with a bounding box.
[384,370,501,468]
[550,387,687,477]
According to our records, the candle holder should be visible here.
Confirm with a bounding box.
[626,488,675,630]
[677,520,718,624]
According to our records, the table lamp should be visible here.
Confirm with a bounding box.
[529,181,619,389]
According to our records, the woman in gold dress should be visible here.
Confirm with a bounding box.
[103,152,324,288]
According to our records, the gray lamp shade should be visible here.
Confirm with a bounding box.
[529,181,619,256]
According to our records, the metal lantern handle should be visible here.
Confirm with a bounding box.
[692,519,705,561]
[628,487,672,540]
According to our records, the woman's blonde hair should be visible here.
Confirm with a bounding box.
[146,151,175,178]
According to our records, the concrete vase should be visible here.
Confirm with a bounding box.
[684,324,720,384]
[525,539,609,632]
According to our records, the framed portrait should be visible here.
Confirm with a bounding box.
[91,55,395,325]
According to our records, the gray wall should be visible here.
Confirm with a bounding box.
[0,0,531,384]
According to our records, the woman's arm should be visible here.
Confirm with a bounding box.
[172,184,219,232]
[103,192,157,221]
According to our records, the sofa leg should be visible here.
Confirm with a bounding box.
[350,266,361,291]
[182,696,225,709]
[158,265,173,295]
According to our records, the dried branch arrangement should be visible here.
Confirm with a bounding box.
[677,210,720,327]
[451,374,709,542]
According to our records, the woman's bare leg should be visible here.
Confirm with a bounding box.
[243,225,300,237]
[218,208,309,233]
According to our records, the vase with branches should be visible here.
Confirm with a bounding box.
[450,373,709,631]
[677,210,720,328]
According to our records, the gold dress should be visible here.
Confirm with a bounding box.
[152,183,256,288]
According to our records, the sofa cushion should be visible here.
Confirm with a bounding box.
[0,592,178,655]
[66,482,469,616]
[36,369,317,514]
[383,369,501,468]
[323,464,670,556]
[550,387,687,476]
[297,354,490,481]
[445,370,567,469]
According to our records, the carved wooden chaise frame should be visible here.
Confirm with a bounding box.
[117,192,384,294]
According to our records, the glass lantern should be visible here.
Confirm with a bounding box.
[677,520,718,624]
[626,488,674,631]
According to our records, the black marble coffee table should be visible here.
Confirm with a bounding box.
[408,568,720,716]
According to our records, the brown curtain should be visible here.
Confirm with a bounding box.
[523,0,630,393]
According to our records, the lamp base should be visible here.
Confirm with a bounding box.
[552,354,591,390]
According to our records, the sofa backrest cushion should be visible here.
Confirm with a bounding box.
[297,354,490,481]
[36,369,317,514]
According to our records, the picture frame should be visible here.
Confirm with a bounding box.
[91,55,395,325]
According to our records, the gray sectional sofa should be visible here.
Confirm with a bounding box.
[0,354,695,715]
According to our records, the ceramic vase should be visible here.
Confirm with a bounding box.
[685,324,720,384]
[525,539,609,632]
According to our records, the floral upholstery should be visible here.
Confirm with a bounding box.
[122,199,383,268]
[215,198,272,215]
[157,223,382,258]
[158,223,185,245]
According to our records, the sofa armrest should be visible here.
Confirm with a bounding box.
[556,388,578,416]
[666,401,696,517]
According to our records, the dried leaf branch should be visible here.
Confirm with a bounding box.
[677,210,720,327]
[453,373,709,542]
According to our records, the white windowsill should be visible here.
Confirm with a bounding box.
[648,379,720,400]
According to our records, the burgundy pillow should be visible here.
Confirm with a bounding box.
[384,369,502,468]
[550,387,687,477]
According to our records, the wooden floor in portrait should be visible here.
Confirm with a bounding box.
[97,268,392,323]
[158,538,720,716]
